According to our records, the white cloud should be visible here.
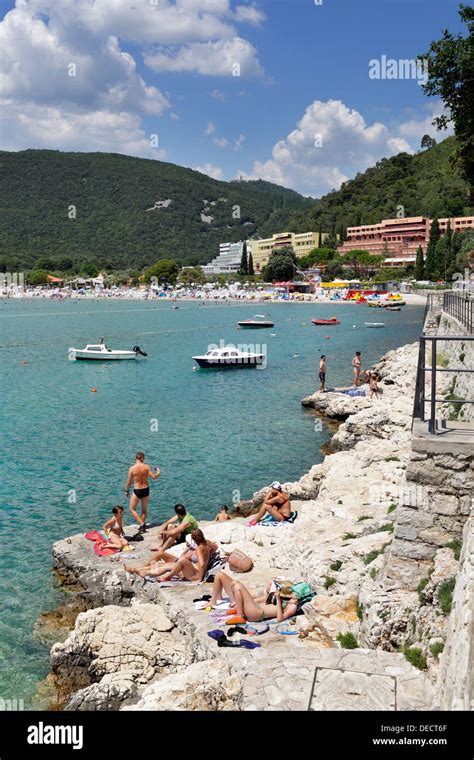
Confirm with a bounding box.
[144,37,263,77]
[397,102,454,143]
[234,4,265,25]
[0,0,264,153]
[194,162,224,180]
[213,136,229,148]
[239,99,416,196]
[204,121,216,135]
[234,133,245,150]
[0,99,165,158]
[211,88,227,101]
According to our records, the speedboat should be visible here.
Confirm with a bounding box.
[192,345,265,369]
[237,314,274,328]
[364,322,385,328]
[69,341,147,360]
[384,306,401,312]
[312,317,340,325]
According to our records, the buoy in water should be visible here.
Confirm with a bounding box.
[91,387,97,393]
[326,336,330,340]
[21,360,27,364]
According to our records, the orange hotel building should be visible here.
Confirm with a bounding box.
[337,216,474,267]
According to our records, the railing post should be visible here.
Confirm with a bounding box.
[429,338,437,434]
[420,336,425,422]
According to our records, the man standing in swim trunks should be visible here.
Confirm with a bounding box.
[125,451,160,531]
[352,351,362,386]
[319,354,326,392]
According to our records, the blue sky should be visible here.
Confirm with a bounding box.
[0,0,463,195]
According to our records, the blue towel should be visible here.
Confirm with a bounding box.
[257,510,298,527]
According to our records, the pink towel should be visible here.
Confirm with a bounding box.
[84,530,119,556]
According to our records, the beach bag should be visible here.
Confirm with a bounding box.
[228,549,253,573]
[291,582,313,601]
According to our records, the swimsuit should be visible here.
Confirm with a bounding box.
[319,371,326,382]
[134,486,150,498]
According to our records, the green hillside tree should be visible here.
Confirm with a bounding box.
[27,270,49,285]
[424,218,440,280]
[415,244,425,280]
[421,135,437,150]
[421,4,474,203]
[248,251,254,275]
[261,247,297,282]
[239,241,248,274]
[144,259,179,285]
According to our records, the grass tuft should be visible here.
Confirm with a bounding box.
[403,644,427,670]
[337,632,358,649]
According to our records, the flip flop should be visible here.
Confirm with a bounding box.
[227,626,247,637]
[239,639,261,649]
[225,616,246,625]
[207,629,226,643]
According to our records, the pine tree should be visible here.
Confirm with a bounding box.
[318,220,323,246]
[415,244,425,280]
[239,241,248,274]
[434,237,447,281]
[424,218,440,280]
[443,220,453,281]
[339,222,346,243]
[248,251,254,275]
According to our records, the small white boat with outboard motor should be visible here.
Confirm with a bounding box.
[68,338,148,361]
[192,345,265,368]
[364,322,385,328]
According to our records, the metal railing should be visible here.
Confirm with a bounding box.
[413,335,474,433]
[442,292,474,334]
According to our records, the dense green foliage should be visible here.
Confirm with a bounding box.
[0,150,311,272]
[287,137,470,236]
[261,247,297,281]
[421,4,474,203]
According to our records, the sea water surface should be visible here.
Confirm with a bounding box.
[0,297,424,704]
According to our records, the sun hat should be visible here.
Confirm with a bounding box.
[270,481,282,490]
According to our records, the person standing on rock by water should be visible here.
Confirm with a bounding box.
[319,354,326,392]
[125,452,160,531]
[352,351,362,386]
[369,372,380,400]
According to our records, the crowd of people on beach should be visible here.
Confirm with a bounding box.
[96,451,310,625]
[98,340,380,624]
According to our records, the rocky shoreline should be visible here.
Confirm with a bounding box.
[41,339,468,711]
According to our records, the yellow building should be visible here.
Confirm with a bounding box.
[251,231,327,272]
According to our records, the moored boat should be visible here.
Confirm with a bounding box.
[69,340,147,360]
[192,345,265,368]
[364,322,385,328]
[312,317,340,325]
[237,314,274,328]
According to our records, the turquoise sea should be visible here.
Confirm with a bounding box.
[0,297,424,705]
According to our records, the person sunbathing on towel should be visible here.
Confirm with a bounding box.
[248,482,291,526]
[208,571,298,623]
[125,529,217,582]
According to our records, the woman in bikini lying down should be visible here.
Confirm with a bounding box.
[125,529,218,582]
[208,571,298,622]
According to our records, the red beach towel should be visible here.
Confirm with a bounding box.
[84,530,119,556]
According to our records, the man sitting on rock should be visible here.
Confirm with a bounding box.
[152,504,198,551]
[248,482,291,526]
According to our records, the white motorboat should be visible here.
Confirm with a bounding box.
[237,314,274,329]
[69,340,147,361]
[364,322,385,328]
[192,345,265,369]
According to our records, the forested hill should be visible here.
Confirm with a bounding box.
[287,137,471,238]
[0,150,312,271]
